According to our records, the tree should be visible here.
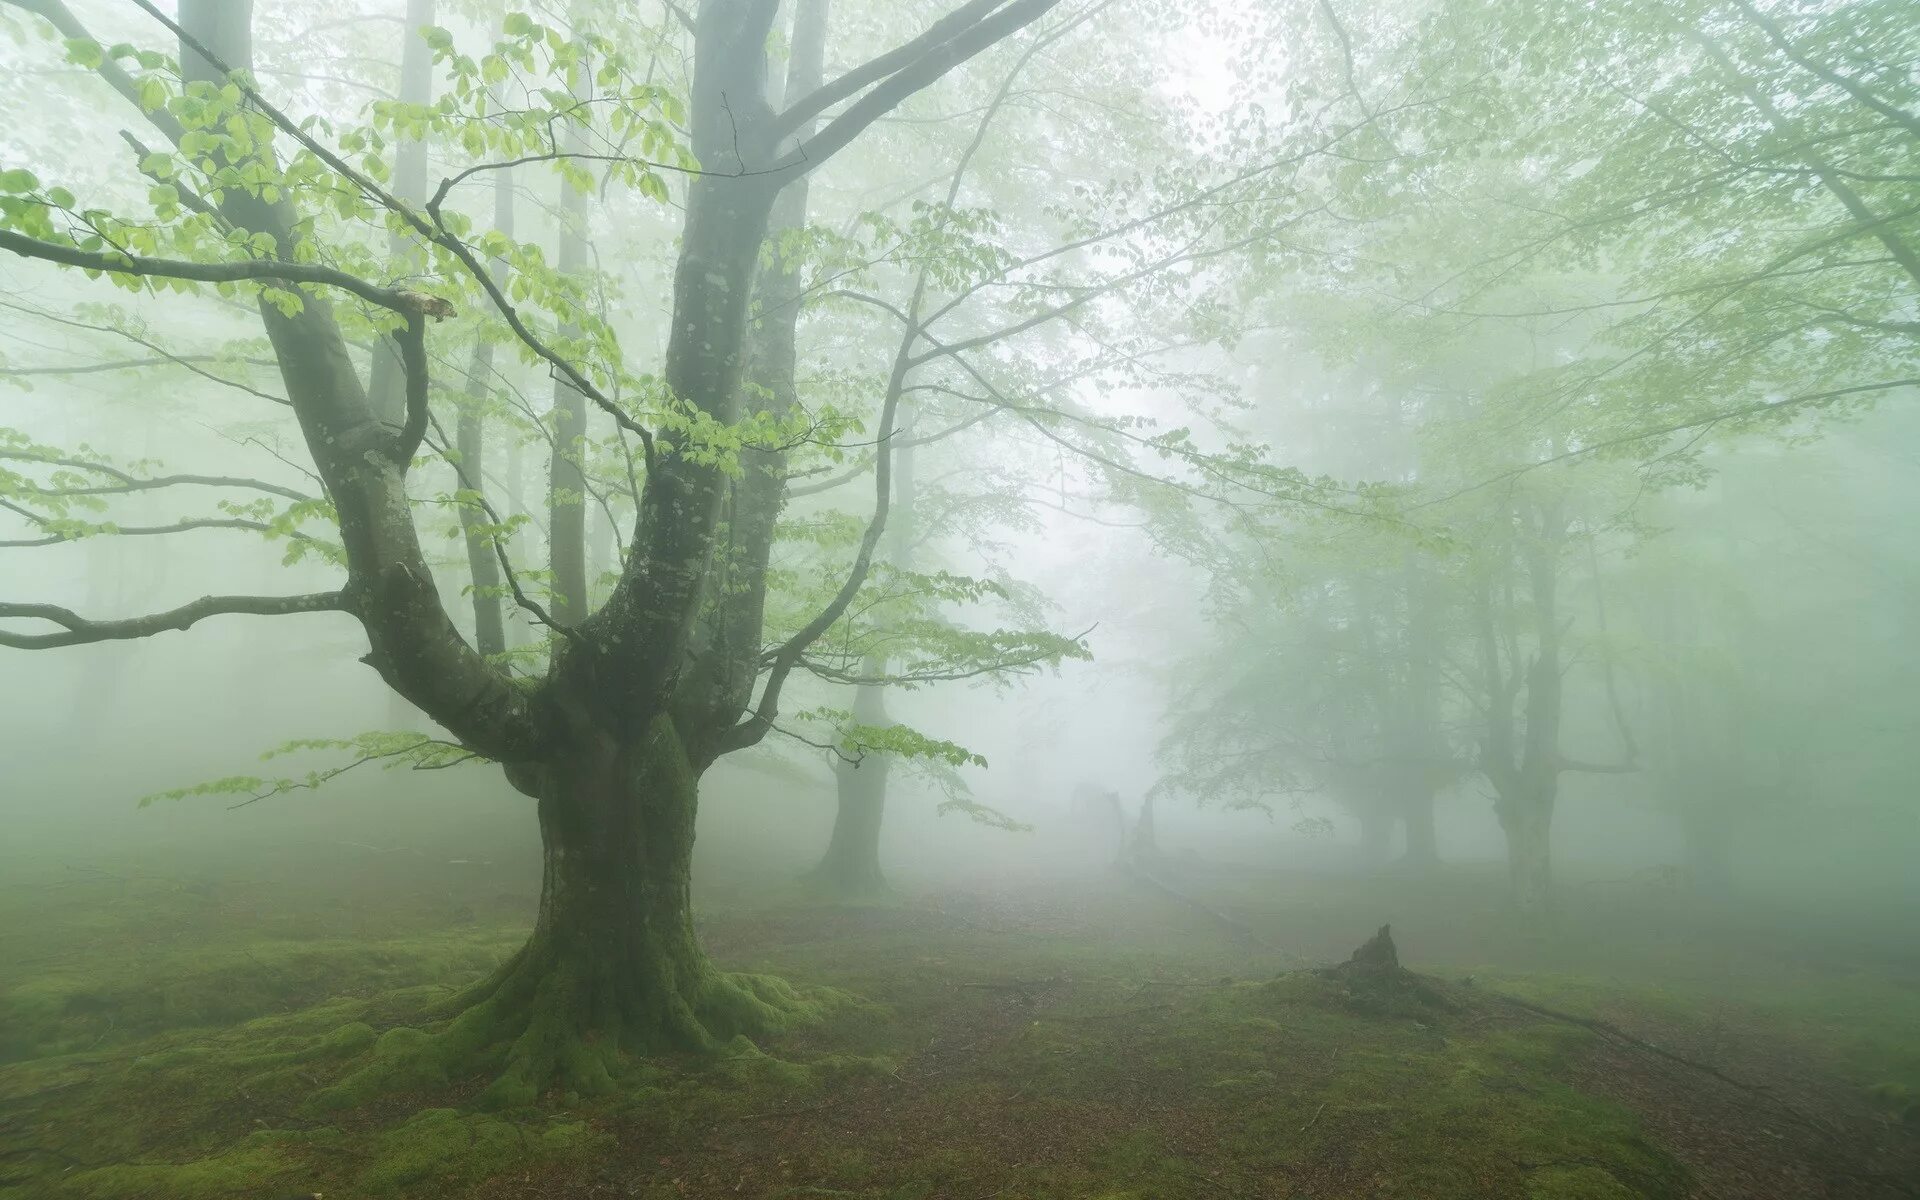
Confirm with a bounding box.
[0,0,1075,1104]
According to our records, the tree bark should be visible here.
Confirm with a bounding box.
[453,150,514,659]
[813,657,890,896]
[1500,793,1554,921]
[455,397,506,658]
[367,0,436,428]
[547,39,592,627]
[820,757,891,897]
[321,715,814,1109]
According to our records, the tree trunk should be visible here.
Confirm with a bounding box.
[811,655,890,897]
[455,398,506,658]
[366,0,436,428]
[453,112,513,659]
[1357,804,1393,867]
[1129,790,1159,864]
[547,59,592,627]
[1501,798,1554,920]
[319,716,817,1110]
[817,755,890,898]
[1400,782,1439,869]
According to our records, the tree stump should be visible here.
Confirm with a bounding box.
[1319,925,1456,1018]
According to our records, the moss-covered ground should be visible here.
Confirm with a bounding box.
[2,846,1915,1199]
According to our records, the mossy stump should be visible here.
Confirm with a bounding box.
[1319,924,1459,1019]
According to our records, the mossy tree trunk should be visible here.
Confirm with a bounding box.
[451,717,805,1106]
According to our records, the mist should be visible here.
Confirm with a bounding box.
[2,1,1917,1197]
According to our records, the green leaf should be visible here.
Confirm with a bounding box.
[63,38,103,69]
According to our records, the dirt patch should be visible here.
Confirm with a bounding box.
[1561,1008,1920,1200]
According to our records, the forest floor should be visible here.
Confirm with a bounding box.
[2,842,1918,1200]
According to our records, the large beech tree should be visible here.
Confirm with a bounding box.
[0,0,1070,1103]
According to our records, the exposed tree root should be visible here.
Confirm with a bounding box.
[309,947,842,1111]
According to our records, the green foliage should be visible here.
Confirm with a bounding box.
[141,732,488,810]
[794,706,987,770]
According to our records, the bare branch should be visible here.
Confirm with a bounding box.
[771,0,1010,139]
[781,0,1067,172]
[0,510,322,550]
[0,592,346,649]
[0,450,311,502]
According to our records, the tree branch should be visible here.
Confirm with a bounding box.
[771,0,1010,139]
[2,0,186,144]
[0,228,420,315]
[0,510,323,550]
[780,0,1067,172]
[0,450,311,502]
[0,592,346,649]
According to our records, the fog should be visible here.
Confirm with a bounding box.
[2,1,1917,1197]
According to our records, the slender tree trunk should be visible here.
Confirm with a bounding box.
[810,398,914,891]
[370,0,435,730]
[456,400,506,658]
[812,658,890,895]
[367,0,435,428]
[547,60,591,627]
[454,154,513,658]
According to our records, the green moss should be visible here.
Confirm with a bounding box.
[1525,1163,1645,1199]
[8,854,1910,1200]
[1,930,516,1062]
[358,1108,607,1194]
[54,1131,309,1199]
